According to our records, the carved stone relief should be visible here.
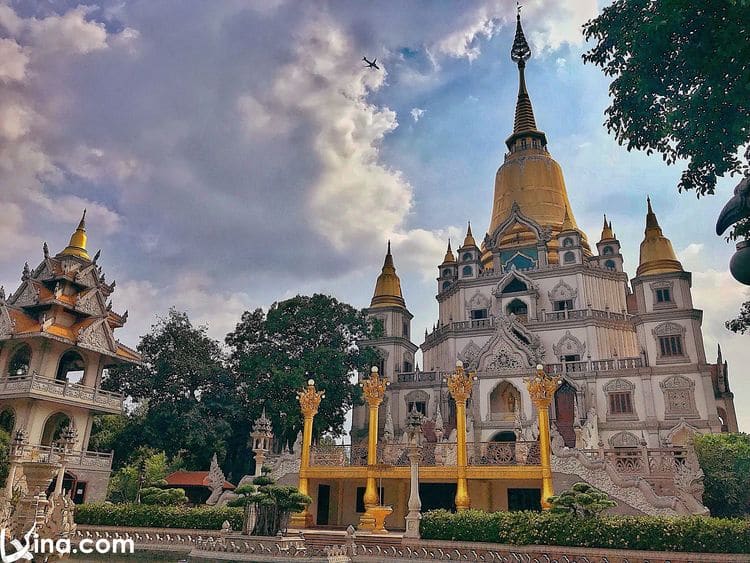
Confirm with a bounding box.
[457,340,481,369]
[465,290,490,312]
[552,330,586,358]
[548,279,578,304]
[608,431,640,448]
[11,283,39,307]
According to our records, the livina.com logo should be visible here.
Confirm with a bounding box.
[0,523,134,561]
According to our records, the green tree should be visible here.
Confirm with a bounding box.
[548,482,617,517]
[100,309,237,473]
[583,1,750,203]
[693,433,750,517]
[725,301,750,334]
[226,294,381,452]
[107,449,174,503]
[140,486,188,506]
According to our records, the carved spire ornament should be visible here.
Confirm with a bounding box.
[297,379,324,417]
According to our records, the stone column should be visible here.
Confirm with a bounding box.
[289,379,324,529]
[446,360,476,511]
[358,367,388,531]
[525,364,561,510]
[403,405,423,539]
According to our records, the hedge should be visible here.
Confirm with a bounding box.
[420,510,750,554]
[75,503,243,531]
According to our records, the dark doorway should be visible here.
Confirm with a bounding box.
[72,482,87,504]
[419,483,456,512]
[316,484,330,525]
[508,488,541,511]
[491,431,517,442]
[46,472,77,500]
[554,381,577,447]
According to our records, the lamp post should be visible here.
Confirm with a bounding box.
[290,378,324,529]
[524,364,561,509]
[358,366,388,530]
[403,405,423,539]
[446,360,477,511]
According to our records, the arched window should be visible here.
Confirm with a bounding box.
[602,246,614,256]
[489,382,520,421]
[506,299,528,318]
[563,251,576,264]
[7,345,31,377]
[501,278,528,294]
[442,269,452,278]
[41,412,72,447]
[562,237,574,248]
[462,265,473,277]
[441,281,451,291]
[56,350,85,384]
[462,253,472,262]
[604,260,616,270]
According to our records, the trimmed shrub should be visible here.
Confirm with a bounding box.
[75,503,242,531]
[420,510,750,554]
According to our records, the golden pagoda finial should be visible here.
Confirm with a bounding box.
[59,209,90,260]
[461,221,477,248]
[637,198,682,276]
[600,213,614,241]
[361,366,388,406]
[442,239,456,264]
[370,241,405,308]
[560,206,575,232]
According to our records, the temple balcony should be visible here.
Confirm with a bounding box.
[15,444,114,472]
[0,371,124,414]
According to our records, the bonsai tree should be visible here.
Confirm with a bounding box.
[139,486,188,506]
[229,474,310,536]
[548,482,616,517]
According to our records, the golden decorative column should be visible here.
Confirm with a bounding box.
[358,366,388,530]
[446,360,477,511]
[290,378,324,529]
[525,364,561,509]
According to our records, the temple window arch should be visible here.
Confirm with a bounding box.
[604,378,637,420]
[602,246,614,256]
[608,431,640,448]
[489,381,521,421]
[502,278,528,294]
[651,281,676,309]
[660,375,698,419]
[56,350,86,384]
[41,412,73,447]
[442,269,452,278]
[652,322,687,361]
[562,237,574,248]
[506,298,528,319]
[462,265,473,277]
[604,259,616,270]
[462,252,473,262]
[504,253,535,272]
[7,344,31,377]
[563,251,576,264]
[490,431,517,442]
[548,280,577,311]
[442,281,451,291]
[405,390,429,417]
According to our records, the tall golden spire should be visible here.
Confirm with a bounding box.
[560,206,575,232]
[59,210,90,260]
[370,241,405,308]
[441,240,456,264]
[637,198,682,276]
[506,7,546,149]
[460,222,477,248]
[600,214,614,241]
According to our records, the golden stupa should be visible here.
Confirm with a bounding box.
[637,198,683,276]
[370,241,406,308]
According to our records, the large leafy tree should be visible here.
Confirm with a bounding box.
[583,1,750,207]
[226,294,381,452]
[101,309,237,472]
[693,433,750,517]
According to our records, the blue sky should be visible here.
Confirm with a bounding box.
[0,1,747,429]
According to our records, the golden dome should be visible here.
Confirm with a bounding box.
[459,222,477,249]
[370,241,405,309]
[441,240,456,265]
[484,11,589,265]
[600,215,615,241]
[59,210,90,260]
[637,198,682,276]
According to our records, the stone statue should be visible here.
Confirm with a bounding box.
[581,408,600,449]
[205,453,227,506]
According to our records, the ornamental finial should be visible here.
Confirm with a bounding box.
[446,360,477,402]
[298,379,325,417]
[361,366,388,406]
[524,364,560,408]
[511,4,531,66]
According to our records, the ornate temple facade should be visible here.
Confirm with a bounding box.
[0,213,139,502]
[309,12,740,525]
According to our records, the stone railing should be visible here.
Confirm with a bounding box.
[543,308,628,322]
[578,446,689,479]
[396,371,441,384]
[0,372,123,411]
[16,444,114,470]
[311,441,541,468]
[545,357,643,374]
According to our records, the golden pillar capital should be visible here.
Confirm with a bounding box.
[361,366,388,407]
[525,364,560,510]
[447,360,476,511]
[298,378,325,418]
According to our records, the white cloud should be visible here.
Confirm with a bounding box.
[410,107,426,122]
[0,38,28,82]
